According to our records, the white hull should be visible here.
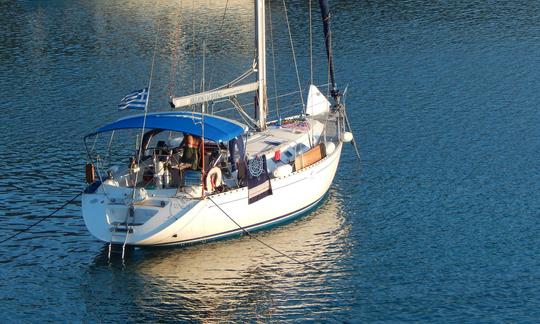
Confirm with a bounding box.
[82,142,342,247]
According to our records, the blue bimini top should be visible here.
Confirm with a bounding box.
[86,112,248,143]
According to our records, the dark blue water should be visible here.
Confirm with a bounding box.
[1,0,539,321]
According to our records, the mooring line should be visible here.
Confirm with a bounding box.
[0,191,83,245]
[207,197,321,273]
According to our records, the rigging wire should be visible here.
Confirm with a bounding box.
[342,87,362,161]
[105,130,115,166]
[0,191,83,245]
[268,0,281,121]
[201,39,206,108]
[131,22,161,201]
[327,61,331,97]
[309,0,313,85]
[191,0,196,97]
[344,111,361,161]
[227,67,255,87]
[213,83,331,118]
[281,0,305,114]
[206,0,231,90]
[229,96,258,128]
[90,133,99,152]
[217,101,303,120]
[208,197,321,273]
[200,0,211,95]
[168,0,183,98]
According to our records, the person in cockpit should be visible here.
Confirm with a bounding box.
[180,134,201,170]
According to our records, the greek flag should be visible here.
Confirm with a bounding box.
[118,88,148,110]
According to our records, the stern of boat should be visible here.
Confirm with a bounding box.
[81,185,204,245]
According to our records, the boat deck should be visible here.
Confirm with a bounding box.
[246,120,324,158]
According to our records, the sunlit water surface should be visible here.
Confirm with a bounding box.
[1,0,539,321]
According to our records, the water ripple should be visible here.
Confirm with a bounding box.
[1,0,540,322]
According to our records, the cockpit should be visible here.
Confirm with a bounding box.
[83,112,248,197]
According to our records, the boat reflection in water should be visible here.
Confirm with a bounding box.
[85,189,351,321]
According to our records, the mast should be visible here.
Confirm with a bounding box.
[318,0,340,103]
[255,0,267,131]
[170,0,268,128]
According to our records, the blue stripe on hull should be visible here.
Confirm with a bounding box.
[141,191,330,248]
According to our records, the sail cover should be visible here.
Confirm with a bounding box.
[88,112,248,143]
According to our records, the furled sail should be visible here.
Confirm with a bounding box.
[170,82,259,109]
[318,0,339,101]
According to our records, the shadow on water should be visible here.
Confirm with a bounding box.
[82,190,354,321]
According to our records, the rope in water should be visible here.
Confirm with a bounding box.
[208,197,321,273]
[0,189,324,274]
[0,191,83,245]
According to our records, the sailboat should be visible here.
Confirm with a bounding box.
[81,0,355,255]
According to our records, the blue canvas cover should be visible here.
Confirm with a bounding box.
[87,112,247,143]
